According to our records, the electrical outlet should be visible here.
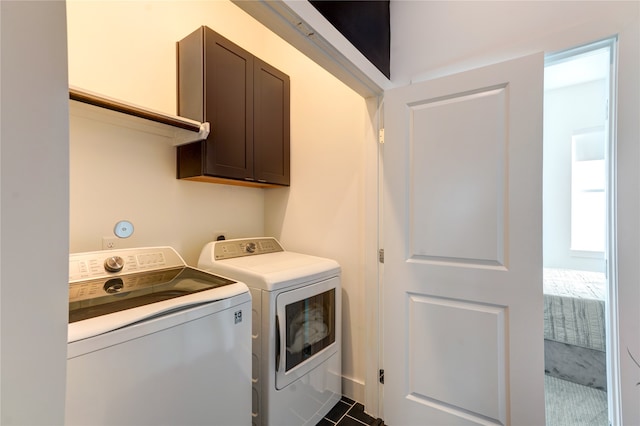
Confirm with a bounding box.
[102,237,118,250]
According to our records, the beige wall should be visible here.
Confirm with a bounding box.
[390,1,639,86]
[1,1,69,423]
[66,0,368,400]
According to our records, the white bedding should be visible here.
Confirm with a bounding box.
[543,268,606,352]
[543,268,606,300]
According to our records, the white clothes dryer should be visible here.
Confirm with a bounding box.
[198,237,341,426]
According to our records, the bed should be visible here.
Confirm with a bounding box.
[543,268,607,390]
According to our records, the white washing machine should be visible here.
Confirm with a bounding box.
[198,237,341,426]
[66,246,251,425]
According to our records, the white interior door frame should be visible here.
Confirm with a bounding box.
[363,95,384,417]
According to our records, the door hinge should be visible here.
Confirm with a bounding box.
[379,369,384,384]
[378,248,384,263]
[378,128,385,144]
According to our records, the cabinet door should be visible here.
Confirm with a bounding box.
[203,28,254,181]
[253,58,290,185]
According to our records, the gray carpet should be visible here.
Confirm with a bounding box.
[545,375,608,426]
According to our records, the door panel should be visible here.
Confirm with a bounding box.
[254,58,291,185]
[410,86,507,267]
[204,28,253,178]
[383,53,544,425]
[407,295,507,423]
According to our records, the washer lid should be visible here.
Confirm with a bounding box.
[68,266,249,343]
[68,246,249,342]
[69,266,236,323]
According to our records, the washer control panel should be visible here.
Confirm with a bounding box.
[68,268,183,303]
[69,246,186,283]
[213,237,284,260]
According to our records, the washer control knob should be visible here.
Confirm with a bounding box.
[104,278,124,294]
[246,242,257,254]
[104,256,125,272]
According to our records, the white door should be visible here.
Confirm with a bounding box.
[383,53,545,425]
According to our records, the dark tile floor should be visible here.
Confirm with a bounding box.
[316,396,385,426]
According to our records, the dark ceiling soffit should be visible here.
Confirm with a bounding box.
[231,0,384,99]
[309,1,390,79]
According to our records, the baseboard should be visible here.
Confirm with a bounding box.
[342,375,365,404]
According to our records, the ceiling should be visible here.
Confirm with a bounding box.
[544,47,610,91]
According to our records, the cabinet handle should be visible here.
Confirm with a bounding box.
[257,179,267,183]
[244,177,255,181]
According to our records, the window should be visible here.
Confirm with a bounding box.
[571,128,605,253]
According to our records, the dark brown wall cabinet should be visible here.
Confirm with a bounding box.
[176,26,290,187]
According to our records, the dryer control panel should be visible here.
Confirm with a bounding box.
[213,238,284,260]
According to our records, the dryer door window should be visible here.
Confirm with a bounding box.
[285,288,335,371]
[275,276,339,390]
